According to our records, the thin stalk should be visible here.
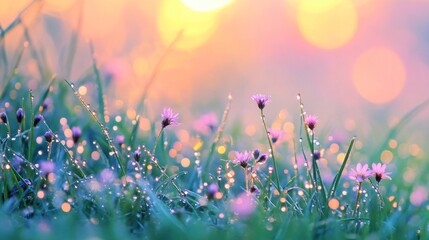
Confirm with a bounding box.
[64,79,124,177]
[147,128,164,176]
[136,30,183,114]
[202,94,232,182]
[260,108,281,192]
[328,137,356,199]
[245,166,249,192]
[311,133,317,189]
[41,119,86,179]
[0,0,41,38]
[292,138,299,187]
[89,41,106,123]
[297,94,327,206]
[353,182,363,217]
[369,178,385,209]
[140,145,183,195]
[28,90,35,162]
[46,142,52,161]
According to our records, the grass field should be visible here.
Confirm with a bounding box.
[1,1,429,239]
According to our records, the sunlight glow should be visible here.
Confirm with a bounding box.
[297,0,358,49]
[158,0,218,50]
[44,0,74,13]
[181,0,233,12]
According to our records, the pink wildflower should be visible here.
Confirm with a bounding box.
[349,163,371,183]
[234,151,252,168]
[251,94,271,110]
[305,114,318,131]
[230,192,256,217]
[161,108,179,128]
[370,163,392,183]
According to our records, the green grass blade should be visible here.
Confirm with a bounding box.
[328,137,356,199]
[0,25,8,80]
[0,0,41,38]
[89,41,106,123]
[23,24,48,81]
[371,97,429,160]
[297,94,327,205]
[64,79,125,177]
[34,76,55,113]
[0,39,26,101]
[28,90,35,162]
[136,30,182,114]
[138,180,186,233]
[41,118,86,179]
[128,115,140,150]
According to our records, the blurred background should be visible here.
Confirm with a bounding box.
[1,0,429,139]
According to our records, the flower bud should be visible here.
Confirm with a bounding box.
[33,114,43,127]
[207,183,219,200]
[0,112,7,124]
[44,131,53,143]
[253,149,260,160]
[72,127,82,143]
[133,150,141,162]
[16,108,24,123]
[257,154,268,164]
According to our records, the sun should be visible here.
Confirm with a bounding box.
[180,0,233,12]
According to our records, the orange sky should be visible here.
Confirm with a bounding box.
[1,0,429,127]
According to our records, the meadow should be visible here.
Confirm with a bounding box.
[1,1,429,240]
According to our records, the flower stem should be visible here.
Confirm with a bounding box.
[353,182,362,217]
[311,133,317,189]
[146,127,164,176]
[47,142,52,162]
[260,109,281,192]
[245,166,249,192]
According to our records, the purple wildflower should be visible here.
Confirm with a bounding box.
[72,127,82,143]
[116,135,125,146]
[161,108,179,129]
[194,112,218,135]
[349,163,371,183]
[234,151,252,168]
[231,192,256,218]
[268,129,283,143]
[39,161,55,174]
[370,163,392,183]
[305,114,318,131]
[250,185,261,195]
[251,94,271,110]
[207,183,219,200]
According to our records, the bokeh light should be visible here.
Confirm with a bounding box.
[353,47,406,104]
[297,0,358,49]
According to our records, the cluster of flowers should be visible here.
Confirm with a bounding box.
[349,163,392,183]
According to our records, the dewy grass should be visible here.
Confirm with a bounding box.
[64,79,125,177]
[1,6,429,239]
